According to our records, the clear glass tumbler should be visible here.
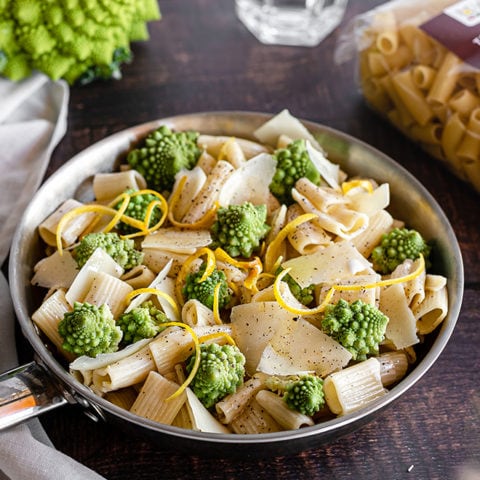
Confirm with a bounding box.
[235,0,349,47]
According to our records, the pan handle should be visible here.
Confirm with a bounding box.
[0,361,68,430]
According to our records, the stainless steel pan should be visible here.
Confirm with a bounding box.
[1,112,464,456]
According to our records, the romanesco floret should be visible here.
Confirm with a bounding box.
[0,0,161,84]
[58,302,122,357]
[76,46,132,86]
[117,300,169,344]
[370,227,431,274]
[114,189,163,235]
[126,125,201,193]
[276,267,315,306]
[72,232,143,270]
[270,139,321,205]
[0,51,6,72]
[210,202,270,258]
[266,375,325,416]
[186,342,246,408]
[321,299,389,361]
[182,263,231,310]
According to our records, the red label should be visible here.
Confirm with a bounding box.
[420,1,480,69]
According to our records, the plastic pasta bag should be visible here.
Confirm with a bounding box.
[335,0,480,193]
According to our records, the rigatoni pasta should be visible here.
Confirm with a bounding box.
[31,289,74,360]
[228,398,282,434]
[93,170,147,202]
[255,390,314,430]
[216,374,267,424]
[38,199,97,247]
[92,343,155,393]
[130,371,186,425]
[323,358,386,415]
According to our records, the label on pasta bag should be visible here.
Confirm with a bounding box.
[420,0,480,69]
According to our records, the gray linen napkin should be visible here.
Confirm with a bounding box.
[0,73,106,480]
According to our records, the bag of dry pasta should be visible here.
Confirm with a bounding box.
[335,0,480,192]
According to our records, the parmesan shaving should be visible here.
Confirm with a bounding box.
[257,317,352,377]
[281,242,372,288]
[257,344,314,376]
[31,250,78,289]
[141,228,212,254]
[381,283,419,349]
[348,183,390,216]
[230,301,296,376]
[253,109,322,150]
[305,140,340,190]
[218,152,276,207]
[185,389,231,433]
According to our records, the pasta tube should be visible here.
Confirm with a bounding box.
[216,374,267,424]
[413,275,448,335]
[38,199,96,247]
[104,388,138,410]
[323,358,386,415]
[92,343,155,393]
[82,271,133,318]
[120,265,156,289]
[255,390,314,430]
[31,289,73,360]
[427,52,462,107]
[93,170,147,202]
[197,135,270,159]
[181,160,234,224]
[376,351,409,387]
[228,399,282,434]
[130,371,186,425]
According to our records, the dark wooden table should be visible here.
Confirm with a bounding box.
[17,0,480,478]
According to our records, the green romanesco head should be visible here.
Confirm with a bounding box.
[270,139,321,205]
[370,227,431,275]
[114,189,164,235]
[276,267,315,306]
[58,302,123,357]
[182,263,231,311]
[266,374,325,416]
[322,299,389,361]
[126,125,201,193]
[72,232,144,270]
[0,51,6,72]
[117,300,169,345]
[284,375,325,416]
[0,0,161,84]
[210,202,270,258]
[186,342,246,408]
